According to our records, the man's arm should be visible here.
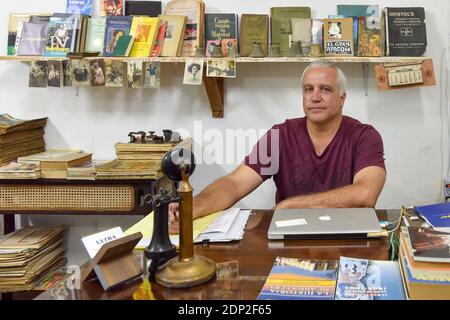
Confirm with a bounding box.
[275,166,386,209]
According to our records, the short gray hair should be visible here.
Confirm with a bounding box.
[301,60,347,95]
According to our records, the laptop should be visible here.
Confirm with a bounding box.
[268,208,382,240]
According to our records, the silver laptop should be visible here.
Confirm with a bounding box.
[268,208,382,240]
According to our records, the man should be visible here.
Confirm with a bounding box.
[169,60,386,232]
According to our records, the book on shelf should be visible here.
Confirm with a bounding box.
[17,149,89,168]
[29,14,53,23]
[7,13,31,56]
[17,22,50,56]
[0,225,65,250]
[204,13,238,45]
[0,161,40,179]
[103,15,133,56]
[0,114,47,135]
[85,17,107,53]
[257,257,339,300]
[125,0,161,16]
[67,159,111,180]
[112,35,135,56]
[164,0,205,57]
[53,13,89,53]
[291,18,311,55]
[310,19,324,57]
[383,7,427,56]
[128,16,159,57]
[151,21,168,57]
[335,256,406,300]
[414,202,450,232]
[90,58,106,86]
[66,0,93,16]
[239,14,269,57]
[158,15,186,57]
[270,7,311,57]
[323,17,354,57]
[406,226,450,263]
[95,159,162,179]
[357,16,382,57]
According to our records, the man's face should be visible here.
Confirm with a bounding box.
[302,66,346,125]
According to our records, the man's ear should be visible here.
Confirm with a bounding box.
[340,93,346,107]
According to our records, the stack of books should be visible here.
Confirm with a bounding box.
[0,114,47,166]
[0,225,66,292]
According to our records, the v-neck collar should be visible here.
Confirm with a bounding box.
[304,116,345,159]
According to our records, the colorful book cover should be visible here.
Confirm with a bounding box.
[7,14,31,55]
[85,17,106,52]
[221,38,237,57]
[112,35,134,56]
[357,16,381,56]
[323,18,354,56]
[98,0,124,17]
[44,17,78,57]
[415,202,450,232]
[158,15,186,57]
[129,17,159,57]
[257,257,338,300]
[407,226,450,263]
[335,257,406,300]
[47,60,63,87]
[105,60,124,87]
[204,14,238,44]
[103,16,132,56]
[205,39,221,57]
[66,0,93,16]
[17,22,49,56]
[151,21,168,57]
[337,5,380,17]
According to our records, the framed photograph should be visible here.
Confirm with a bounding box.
[206,59,236,78]
[183,59,203,85]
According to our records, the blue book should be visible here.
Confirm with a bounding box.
[103,16,133,56]
[66,0,93,16]
[335,257,406,300]
[415,202,450,232]
[257,257,338,300]
[337,5,379,17]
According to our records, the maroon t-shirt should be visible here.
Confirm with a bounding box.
[243,116,386,204]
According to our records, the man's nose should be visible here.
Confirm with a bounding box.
[311,88,321,101]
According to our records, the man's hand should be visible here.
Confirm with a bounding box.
[168,202,179,234]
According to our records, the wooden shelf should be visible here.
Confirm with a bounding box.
[0,55,432,118]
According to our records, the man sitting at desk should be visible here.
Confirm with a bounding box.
[169,60,386,233]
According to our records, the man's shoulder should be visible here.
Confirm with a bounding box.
[342,116,383,141]
[272,117,306,130]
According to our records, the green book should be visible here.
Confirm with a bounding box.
[270,7,311,56]
[112,35,134,57]
[239,14,269,57]
[85,17,106,53]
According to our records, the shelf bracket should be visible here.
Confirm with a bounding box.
[362,62,369,96]
[75,86,80,97]
[203,75,224,118]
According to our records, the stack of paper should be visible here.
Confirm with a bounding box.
[0,225,66,292]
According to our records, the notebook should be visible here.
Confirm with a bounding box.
[268,208,381,240]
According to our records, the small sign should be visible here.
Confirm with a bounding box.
[275,218,307,228]
[81,227,124,259]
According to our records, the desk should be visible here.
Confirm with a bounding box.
[34,209,393,300]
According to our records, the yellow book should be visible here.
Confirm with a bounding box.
[129,17,159,57]
[125,210,220,249]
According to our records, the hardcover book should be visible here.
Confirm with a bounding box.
[257,257,338,300]
[125,0,161,16]
[17,22,49,56]
[337,5,379,17]
[103,16,133,56]
[414,202,450,232]
[158,15,186,57]
[85,17,106,53]
[66,0,93,16]
[98,0,124,16]
[335,256,405,300]
[239,14,268,57]
[7,14,31,56]
[47,60,63,87]
[105,60,125,87]
[129,16,159,57]
[384,7,427,56]
[406,226,450,263]
[204,14,238,44]
[323,18,354,56]
[112,35,134,56]
[270,7,311,56]
[44,17,78,57]
[357,16,382,57]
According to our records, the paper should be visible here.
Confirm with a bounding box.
[196,209,251,242]
[275,218,307,228]
[81,227,124,258]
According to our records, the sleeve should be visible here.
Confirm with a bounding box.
[353,126,386,175]
[242,126,281,181]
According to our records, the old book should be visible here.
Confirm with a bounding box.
[335,256,405,300]
[310,19,324,57]
[39,152,92,170]
[52,13,89,53]
[337,5,379,17]
[115,141,177,152]
[239,14,268,57]
[47,60,63,87]
[112,35,134,56]
[67,160,111,180]
[151,21,167,57]
[95,159,162,179]
[0,226,65,250]
[204,13,238,44]
[257,257,338,300]
[66,0,93,15]
[103,16,133,56]
[291,18,311,55]
[0,162,40,179]
[105,59,125,87]
[7,13,31,56]
[97,0,124,16]
[323,18,354,56]
[357,16,382,57]
[158,15,186,57]
[125,0,161,16]
[0,114,47,135]
[164,0,204,57]
[129,16,159,57]
[270,7,311,56]
[85,17,107,53]
[17,22,49,56]
[384,7,427,56]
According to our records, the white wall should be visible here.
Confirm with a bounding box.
[0,0,449,265]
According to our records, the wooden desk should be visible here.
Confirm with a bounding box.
[34,209,394,300]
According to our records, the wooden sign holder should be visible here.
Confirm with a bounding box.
[81,232,143,291]
[374,58,436,90]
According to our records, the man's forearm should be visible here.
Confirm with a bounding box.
[276,183,376,209]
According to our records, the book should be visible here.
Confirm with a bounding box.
[125,1,161,16]
[337,5,379,17]
[204,13,238,45]
[85,17,106,53]
[151,21,168,57]
[291,18,311,55]
[0,162,40,179]
[47,60,63,87]
[384,7,427,56]
[357,17,382,57]
[7,14,31,56]
[158,15,186,57]
[239,14,269,57]
[221,38,237,57]
[323,18,354,56]
[66,0,93,16]
[98,0,124,17]
[44,17,78,57]
[0,226,65,250]
[0,114,47,135]
[270,7,311,56]
[310,19,324,57]
[105,60,125,87]
[414,202,450,232]
[335,256,405,300]
[257,257,338,300]
[112,35,134,56]
[164,0,205,57]
[129,16,159,57]
[29,61,48,88]
[52,13,89,53]
[103,16,133,56]
[406,226,450,263]
[17,22,49,56]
